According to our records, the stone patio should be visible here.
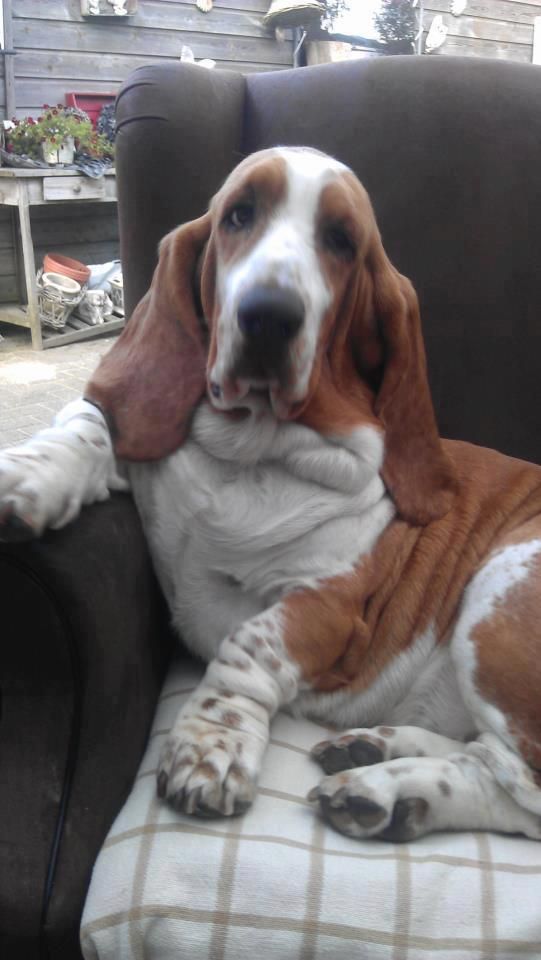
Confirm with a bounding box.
[0,322,117,449]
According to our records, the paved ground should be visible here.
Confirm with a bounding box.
[0,322,117,449]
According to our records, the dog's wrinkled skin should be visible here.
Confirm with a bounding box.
[1,147,541,842]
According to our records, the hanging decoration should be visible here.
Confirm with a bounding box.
[425,14,448,52]
[264,0,326,28]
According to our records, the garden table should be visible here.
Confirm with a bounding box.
[0,166,122,349]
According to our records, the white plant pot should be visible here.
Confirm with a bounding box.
[57,137,75,165]
[42,141,59,164]
[42,136,75,166]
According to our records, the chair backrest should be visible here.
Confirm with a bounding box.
[116,56,541,464]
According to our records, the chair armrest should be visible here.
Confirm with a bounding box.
[0,492,173,959]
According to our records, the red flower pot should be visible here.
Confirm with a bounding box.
[43,252,90,286]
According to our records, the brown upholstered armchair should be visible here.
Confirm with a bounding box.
[2,55,541,959]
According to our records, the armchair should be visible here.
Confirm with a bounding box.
[2,54,541,959]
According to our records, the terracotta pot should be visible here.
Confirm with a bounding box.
[43,252,90,286]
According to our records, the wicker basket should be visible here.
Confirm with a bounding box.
[37,270,85,331]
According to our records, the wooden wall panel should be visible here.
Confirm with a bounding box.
[424,0,540,60]
[5,0,292,118]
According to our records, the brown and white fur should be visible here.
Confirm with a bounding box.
[1,147,541,843]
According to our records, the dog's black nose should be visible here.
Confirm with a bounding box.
[237,286,304,343]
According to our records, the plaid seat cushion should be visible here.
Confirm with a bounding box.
[81,655,541,959]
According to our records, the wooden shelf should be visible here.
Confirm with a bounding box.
[0,303,30,328]
[42,317,124,348]
[0,168,118,349]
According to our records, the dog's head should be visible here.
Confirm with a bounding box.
[86,147,456,524]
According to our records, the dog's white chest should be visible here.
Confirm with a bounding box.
[128,399,392,660]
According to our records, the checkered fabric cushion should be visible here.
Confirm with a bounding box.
[81,655,541,959]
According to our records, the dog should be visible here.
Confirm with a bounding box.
[1,147,541,842]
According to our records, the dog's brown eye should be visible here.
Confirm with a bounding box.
[223,203,254,231]
[323,226,356,259]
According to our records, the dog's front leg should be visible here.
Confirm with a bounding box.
[157,607,300,817]
[158,573,369,817]
[0,398,127,540]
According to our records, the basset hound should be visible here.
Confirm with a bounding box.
[2,147,541,842]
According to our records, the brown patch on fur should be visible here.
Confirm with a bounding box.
[221,710,242,729]
[175,757,197,771]
[473,550,541,770]
[264,654,282,673]
[211,152,288,271]
[227,763,244,783]
[282,564,372,691]
[196,761,218,780]
[232,658,249,671]
[202,698,218,710]
[378,726,395,738]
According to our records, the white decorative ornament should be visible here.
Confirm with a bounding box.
[181,45,196,63]
[107,0,128,13]
[76,290,114,326]
[81,0,137,13]
[180,45,216,69]
[534,17,541,65]
[425,15,448,53]
[450,0,467,15]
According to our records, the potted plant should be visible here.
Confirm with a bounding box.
[7,105,113,165]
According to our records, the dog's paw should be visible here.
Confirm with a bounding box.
[157,716,265,817]
[308,760,440,841]
[311,731,386,774]
[0,403,121,542]
[0,445,61,540]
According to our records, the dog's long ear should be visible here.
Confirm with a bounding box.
[85,214,212,460]
[355,231,458,525]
